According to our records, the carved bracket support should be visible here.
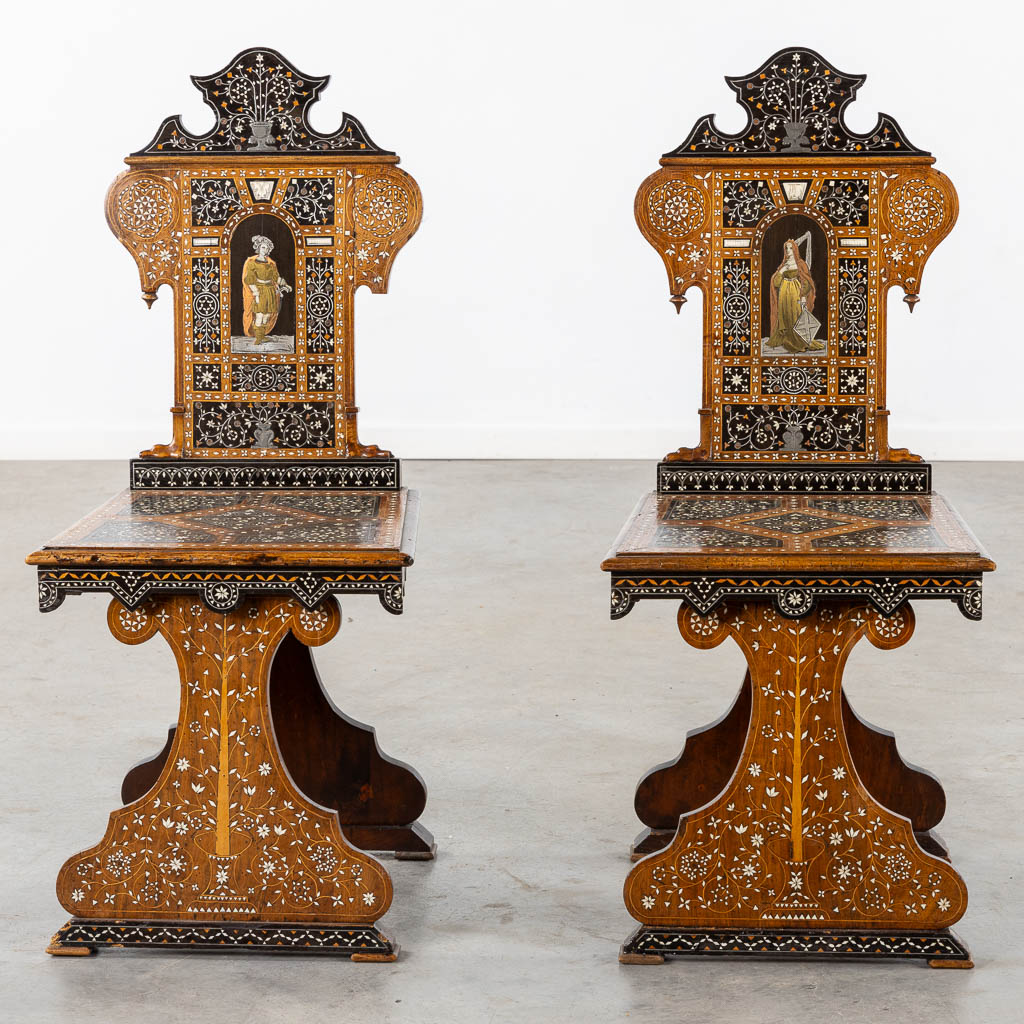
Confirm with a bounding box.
[106,170,185,307]
[635,169,712,312]
[878,169,959,309]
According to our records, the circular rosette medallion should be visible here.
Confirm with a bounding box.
[354,178,411,237]
[116,176,176,238]
[647,181,706,237]
[886,178,945,238]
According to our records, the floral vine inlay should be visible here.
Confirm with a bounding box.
[57,596,392,924]
[624,601,967,930]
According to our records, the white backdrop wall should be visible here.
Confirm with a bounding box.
[2,0,1021,459]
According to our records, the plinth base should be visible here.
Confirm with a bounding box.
[46,919,399,960]
[619,926,972,967]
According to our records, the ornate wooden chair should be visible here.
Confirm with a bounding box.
[28,48,430,959]
[602,47,994,968]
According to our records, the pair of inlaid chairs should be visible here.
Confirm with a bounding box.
[28,47,993,967]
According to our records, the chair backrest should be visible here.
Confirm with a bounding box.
[108,47,421,484]
[635,48,956,496]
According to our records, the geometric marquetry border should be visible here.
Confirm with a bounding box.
[620,926,970,964]
[657,462,931,495]
[36,566,405,615]
[608,573,983,621]
[130,458,401,490]
[49,919,397,959]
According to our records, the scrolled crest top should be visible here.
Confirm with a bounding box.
[664,48,928,159]
[133,47,393,157]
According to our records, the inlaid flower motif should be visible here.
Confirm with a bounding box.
[831,766,846,780]
[748,763,762,777]
[288,876,314,902]
[640,895,656,910]
[883,852,912,883]
[678,850,712,881]
[937,897,951,912]
[885,243,907,265]
[71,889,85,902]
[696,611,720,634]
[194,368,219,390]
[362,891,376,907]
[683,243,708,265]
[310,844,340,875]
[105,849,133,878]
[176,757,191,772]
[258,762,272,776]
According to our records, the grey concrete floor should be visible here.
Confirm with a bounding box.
[1,460,1022,1023]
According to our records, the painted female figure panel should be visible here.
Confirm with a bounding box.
[760,214,828,356]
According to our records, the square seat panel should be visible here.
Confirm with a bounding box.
[602,492,993,574]
[28,488,417,569]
